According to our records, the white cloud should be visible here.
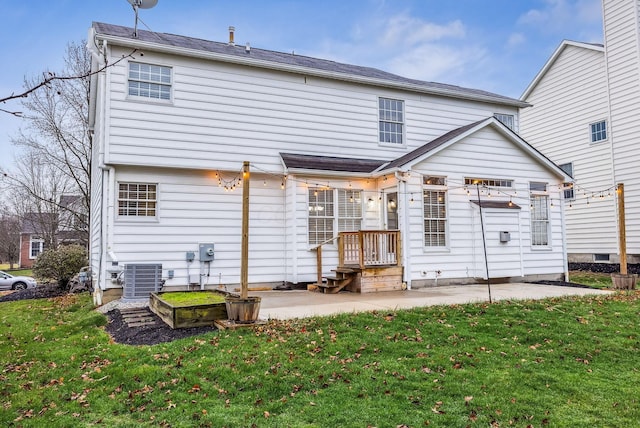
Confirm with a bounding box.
[518,0,602,37]
[507,33,526,49]
[380,14,465,46]
[309,12,483,86]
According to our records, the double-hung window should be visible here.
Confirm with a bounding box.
[128,62,171,100]
[423,176,447,247]
[118,183,158,218]
[379,98,404,144]
[494,113,515,131]
[558,162,575,200]
[590,120,607,143]
[530,182,550,246]
[308,188,362,246]
[30,237,44,259]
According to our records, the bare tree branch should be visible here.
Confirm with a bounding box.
[0,48,137,116]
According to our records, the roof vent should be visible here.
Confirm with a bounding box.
[245,42,250,53]
[228,26,235,46]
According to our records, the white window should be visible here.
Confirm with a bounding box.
[118,183,157,217]
[494,113,515,130]
[558,163,575,200]
[423,176,447,247]
[379,98,404,144]
[590,120,607,143]
[530,182,549,246]
[308,188,362,245]
[464,177,513,188]
[128,62,171,100]
[30,237,44,259]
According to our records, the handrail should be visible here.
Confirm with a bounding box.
[310,235,339,251]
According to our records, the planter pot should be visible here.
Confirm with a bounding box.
[611,273,636,290]
[225,296,262,323]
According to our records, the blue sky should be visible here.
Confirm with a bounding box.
[0,0,603,169]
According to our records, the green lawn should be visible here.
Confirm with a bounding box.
[1,292,639,427]
[569,271,614,289]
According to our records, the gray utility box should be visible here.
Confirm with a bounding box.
[499,231,511,242]
[199,243,215,262]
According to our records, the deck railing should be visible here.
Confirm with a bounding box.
[311,231,401,286]
[339,230,401,269]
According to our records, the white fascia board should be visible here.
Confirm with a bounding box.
[521,40,604,100]
[97,33,529,108]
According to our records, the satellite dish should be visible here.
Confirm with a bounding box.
[127,0,158,9]
[127,0,158,37]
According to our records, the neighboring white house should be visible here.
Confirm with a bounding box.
[520,0,640,264]
[88,22,570,298]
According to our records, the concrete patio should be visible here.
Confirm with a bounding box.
[254,283,612,320]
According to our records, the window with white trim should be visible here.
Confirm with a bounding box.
[128,62,171,100]
[558,163,575,200]
[590,120,607,143]
[423,176,447,247]
[530,182,549,246]
[464,177,513,188]
[379,98,404,144]
[308,188,362,245]
[30,237,44,259]
[494,113,515,130]
[118,183,157,217]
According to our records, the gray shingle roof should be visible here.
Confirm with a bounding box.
[92,22,527,107]
[280,153,386,173]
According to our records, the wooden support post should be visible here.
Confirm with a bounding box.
[358,231,365,269]
[617,183,627,275]
[316,246,323,286]
[240,161,250,299]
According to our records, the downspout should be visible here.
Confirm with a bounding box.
[395,171,411,289]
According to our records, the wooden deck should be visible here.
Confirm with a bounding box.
[311,230,403,293]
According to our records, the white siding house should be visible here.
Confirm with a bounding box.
[88,22,570,298]
[520,0,640,264]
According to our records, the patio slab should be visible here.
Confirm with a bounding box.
[254,283,612,320]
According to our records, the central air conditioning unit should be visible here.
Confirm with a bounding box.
[123,263,162,299]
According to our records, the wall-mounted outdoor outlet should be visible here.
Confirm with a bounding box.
[186,251,195,262]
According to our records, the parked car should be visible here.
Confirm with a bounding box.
[0,271,37,290]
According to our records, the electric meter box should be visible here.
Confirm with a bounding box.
[199,243,215,261]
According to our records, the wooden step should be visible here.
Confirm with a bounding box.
[333,267,356,274]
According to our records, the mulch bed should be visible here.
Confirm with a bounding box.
[104,308,216,346]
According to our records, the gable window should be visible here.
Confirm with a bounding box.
[590,120,607,143]
[530,182,549,246]
[30,237,45,259]
[128,62,171,100]
[379,98,404,144]
[558,162,575,200]
[308,188,362,246]
[494,113,515,130]
[118,183,157,217]
[423,176,447,247]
